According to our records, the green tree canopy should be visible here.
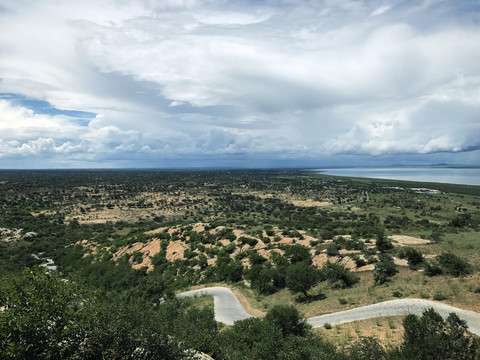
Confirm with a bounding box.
[285,261,319,297]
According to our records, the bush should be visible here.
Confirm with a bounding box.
[319,262,359,288]
[437,252,471,277]
[131,251,144,264]
[404,247,424,268]
[326,243,340,257]
[282,244,312,264]
[424,262,443,277]
[392,290,403,298]
[0,269,186,359]
[376,236,393,252]
[347,336,386,360]
[433,292,448,301]
[265,304,311,337]
[373,253,398,285]
[216,318,281,360]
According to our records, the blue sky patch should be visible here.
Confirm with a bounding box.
[0,93,96,120]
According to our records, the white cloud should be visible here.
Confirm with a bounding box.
[0,0,479,167]
[371,5,391,16]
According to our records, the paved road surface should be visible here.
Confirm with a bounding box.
[177,287,252,325]
[178,287,480,335]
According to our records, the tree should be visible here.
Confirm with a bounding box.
[0,269,187,359]
[0,269,85,359]
[373,253,397,285]
[375,235,393,252]
[347,337,386,360]
[399,308,479,360]
[216,317,281,360]
[265,304,311,337]
[255,266,278,295]
[214,253,244,283]
[319,262,359,288]
[404,247,424,268]
[285,262,319,297]
[437,252,471,277]
[277,335,344,360]
[282,244,312,264]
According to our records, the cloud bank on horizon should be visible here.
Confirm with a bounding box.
[0,0,479,168]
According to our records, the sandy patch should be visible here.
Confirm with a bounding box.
[339,256,357,270]
[291,199,332,207]
[75,239,100,256]
[312,254,328,269]
[393,257,408,267]
[352,264,375,272]
[131,239,162,271]
[257,248,283,259]
[166,240,186,261]
[339,249,362,255]
[312,254,341,269]
[389,235,431,246]
[145,227,168,235]
[192,224,206,233]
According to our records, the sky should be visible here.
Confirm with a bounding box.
[0,0,479,169]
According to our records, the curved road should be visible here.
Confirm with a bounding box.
[178,287,480,335]
[178,287,252,325]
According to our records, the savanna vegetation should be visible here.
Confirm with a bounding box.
[0,169,479,358]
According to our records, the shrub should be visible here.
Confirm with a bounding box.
[433,292,447,301]
[373,253,397,285]
[437,252,471,277]
[282,244,312,264]
[326,243,340,257]
[376,236,393,252]
[319,262,359,288]
[131,251,143,264]
[424,261,443,277]
[392,290,403,298]
[347,336,386,360]
[265,304,311,337]
[404,247,424,268]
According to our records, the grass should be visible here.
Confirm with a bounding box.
[314,316,405,350]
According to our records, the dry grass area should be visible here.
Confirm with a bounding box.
[231,190,337,208]
[64,191,208,224]
[290,199,333,207]
[314,316,405,351]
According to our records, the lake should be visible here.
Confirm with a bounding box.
[314,167,480,186]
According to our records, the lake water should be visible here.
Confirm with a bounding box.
[314,167,480,186]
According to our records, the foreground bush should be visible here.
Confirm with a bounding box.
[0,269,188,359]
